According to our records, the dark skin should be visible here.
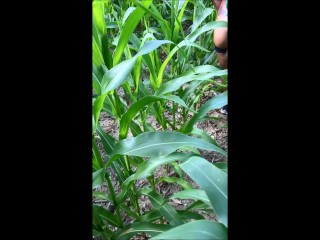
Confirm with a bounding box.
[212,0,228,69]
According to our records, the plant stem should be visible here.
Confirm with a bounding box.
[124,155,131,173]
[148,175,156,191]
[105,171,124,228]
[172,102,177,130]
[132,185,141,217]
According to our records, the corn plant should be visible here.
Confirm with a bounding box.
[93,0,228,239]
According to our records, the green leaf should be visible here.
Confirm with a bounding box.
[132,1,172,41]
[156,177,193,190]
[135,210,163,223]
[137,40,173,56]
[186,200,212,211]
[156,40,210,88]
[101,34,113,69]
[150,220,227,240]
[92,72,101,95]
[96,123,116,155]
[180,156,228,227]
[132,152,191,180]
[92,36,104,67]
[172,0,189,44]
[92,168,105,189]
[122,7,136,24]
[190,127,219,147]
[93,92,109,134]
[156,66,227,96]
[170,161,183,178]
[140,188,184,226]
[106,21,118,29]
[101,57,137,94]
[110,132,227,163]
[116,152,192,203]
[187,20,228,42]
[191,8,214,32]
[111,222,172,240]
[170,189,212,208]
[92,17,100,47]
[177,210,205,221]
[93,205,120,228]
[93,191,112,202]
[129,121,143,137]
[119,95,188,140]
[93,40,173,133]
[92,1,106,35]
[214,162,228,172]
[119,204,139,219]
[113,0,153,66]
[181,91,228,134]
[92,136,104,169]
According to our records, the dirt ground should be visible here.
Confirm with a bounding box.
[94,89,227,239]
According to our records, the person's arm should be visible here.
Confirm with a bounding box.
[213,0,227,49]
[212,0,228,69]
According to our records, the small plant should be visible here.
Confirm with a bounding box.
[92,0,228,239]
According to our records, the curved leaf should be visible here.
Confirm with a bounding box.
[92,1,106,35]
[122,7,136,24]
[111,222,172,240]
[135,210,163,223]
[186,20,227,42]
[94,40,172,133]
[156,67,227,96]
[113,0,153,65]
[92,136,104,169]
[150,220,227,240]
[92,36,104,67]
[181,91,228,134]
[156,177,193,190]
[190,127,219,147]
[170,189,212,208]
[110,131,227,164]
[214,162,228,172]
[116,152,192,202]
[96,124,116,154]
[119,95,188,140]
[93,205,120,228]
[177,210,205,221]
[191,7,214,32]
[92,168,105,189]
[156,40,210,88]
[180,156,228,227]
[140,188,184,226]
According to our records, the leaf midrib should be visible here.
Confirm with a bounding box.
[123,141,197,155]
[186,161,227,199]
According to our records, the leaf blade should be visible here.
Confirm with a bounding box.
[180,156,228,227]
